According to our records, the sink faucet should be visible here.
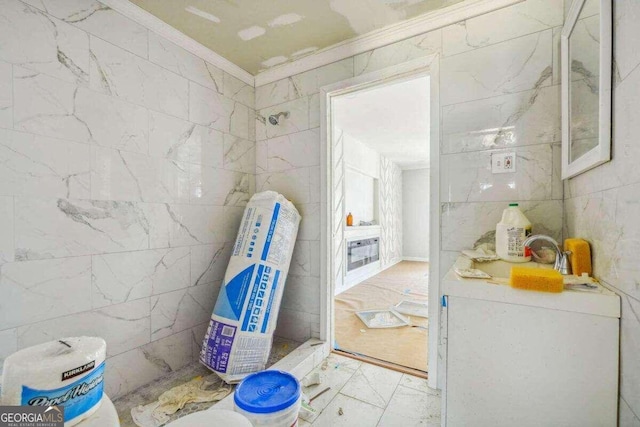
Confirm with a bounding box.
[522,235,572,275]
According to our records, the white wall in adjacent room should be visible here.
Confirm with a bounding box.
[402,168,430,260]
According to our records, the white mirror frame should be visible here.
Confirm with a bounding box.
[561,0,612,180]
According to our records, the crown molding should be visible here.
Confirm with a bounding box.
[255,0,523,87]
[100,0,255,86]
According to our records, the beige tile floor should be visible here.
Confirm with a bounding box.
[300,353,441,427]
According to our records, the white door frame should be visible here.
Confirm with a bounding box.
[319,55,441,388]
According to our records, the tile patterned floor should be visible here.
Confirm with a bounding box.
[300,354,441,427]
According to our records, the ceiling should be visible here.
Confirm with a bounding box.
[129,0,465,75]
[333,76,430,170]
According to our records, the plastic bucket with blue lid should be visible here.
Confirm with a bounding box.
[234,370,301,427]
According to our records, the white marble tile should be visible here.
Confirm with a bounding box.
[309,166,321,204]
[188,81,235,133]
[90,36,188,119]
[297,203,320,241]
[298,353,359,421]
[149,111,223,167]
[442,85,561,154]
[354,31,441,76]
[223,134,255,174]
[92,247,190,308]
[223,206,245,243]
[311,393,384,427]
[0,0,89,84]
[0,60,12,128]
[257,97,310,140]
[15,197,150,260]
[104,330,192,399]
[255,78,296,110]
[552,26,562,86]
[190,242,232,287]
[615,0,640,83]
[0,256,91,329]
[442,0,562,57]
[281,275,320,315]
[0,196,13,265]
[568,184,640,301]
[441,200,563,251]
[92,147,190,203]
[309,240,320,278]
[309,93,320,129]
[0,328,17,373]
[256,168,310,205]
[289,240,311,276]
[378,385,441,427]
[14,69,149,153]
[248,109,256,142]
[150,283,217,340]
[0,128,91,199]
[27,0,148,59]
[17,298,150,357]
[256,140,268,174]
[400,374,440,395]
[224,72,254,109]
[289,58,354,99]
[0,330,17,373]
[189,165,250,207]
[567,64,640,198]
[441,30,553,106]
[146,203,225,248]
[148,32,222,93]
[551,143,562,200]
[229,102,250,140]
[274,309,312,343]
[266,129,320,172]
[619,397,640,427]
[441,144,553,203]
[619,293,640,419]
[340,362,402,408]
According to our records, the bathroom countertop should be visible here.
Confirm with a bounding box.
[113,336,301,427]
[442,258,620,318]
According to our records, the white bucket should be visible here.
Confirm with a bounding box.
[234,370,301,427]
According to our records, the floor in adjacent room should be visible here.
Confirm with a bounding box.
[300,353,441,426]
[334,261,429,371]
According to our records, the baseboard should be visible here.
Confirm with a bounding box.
[403,256,430,262]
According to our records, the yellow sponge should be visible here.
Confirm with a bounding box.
[509,266,563,293]
[564,238,592,277]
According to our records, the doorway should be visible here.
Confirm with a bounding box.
[319,57,440,384]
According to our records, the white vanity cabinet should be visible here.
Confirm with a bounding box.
[442,268,620,427]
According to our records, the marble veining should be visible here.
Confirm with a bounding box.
[90,36,189,119]
[0,0,90,84]
[0,60,12,129]
[14,68,149,153]
[0,128,91,199]
[23,0,149,58]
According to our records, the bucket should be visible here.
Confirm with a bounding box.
[234,370,301,427]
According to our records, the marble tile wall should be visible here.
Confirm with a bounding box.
[0,0,256,399]
[255,0,564,345]
[564,1,640,424]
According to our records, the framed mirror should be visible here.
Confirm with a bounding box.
[561,0,612,179]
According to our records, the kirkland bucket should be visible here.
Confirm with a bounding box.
[234,370,301,427]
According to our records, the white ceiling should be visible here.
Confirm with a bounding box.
[129,0,464,75]
[333,76,430,170]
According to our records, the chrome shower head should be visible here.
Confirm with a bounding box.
[268,111,289,125]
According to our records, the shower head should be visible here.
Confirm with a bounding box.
[268,111,289,125]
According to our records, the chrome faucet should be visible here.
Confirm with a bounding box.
[522,235,572,275]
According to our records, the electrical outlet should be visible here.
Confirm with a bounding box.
[492,152,516,174]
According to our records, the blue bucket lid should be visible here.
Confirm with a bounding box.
[234,370,301,414]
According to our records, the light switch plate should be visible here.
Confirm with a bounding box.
[492,152,516,174]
